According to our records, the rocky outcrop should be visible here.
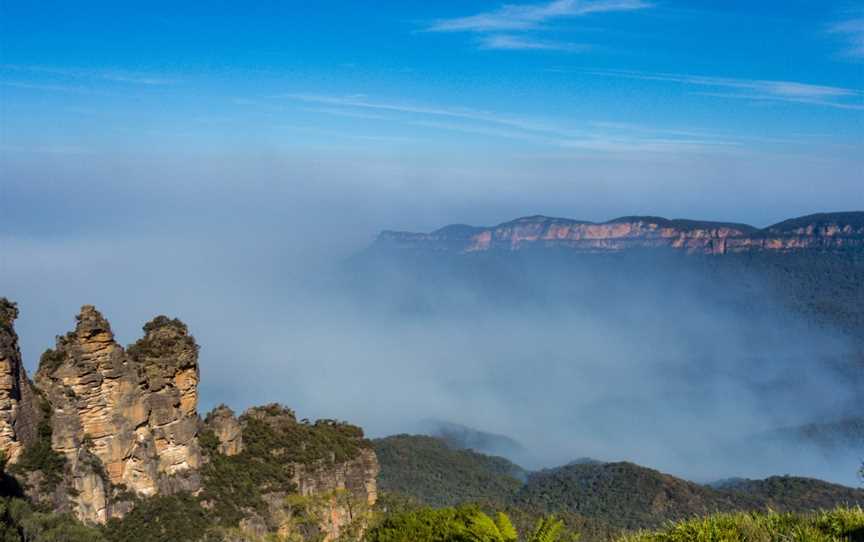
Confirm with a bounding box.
[374,212,864,255]
[1,302,381,538]
[203,404,243,456]
[0,298,41,464]
[32,306,201,522]
[205,404,379,542]
[293,448,380,541]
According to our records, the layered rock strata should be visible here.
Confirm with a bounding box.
[375,212,864,255]
[205,404,380,542]
[0,298,40,463]
[32,307,202,522]
[0,302,380,538]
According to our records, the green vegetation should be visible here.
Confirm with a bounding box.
[365,506,864,542]
[375,437,864,540]
[36,347,65,375]
[242,408,368,465]
[199,405,370,527]
[513,463,864,532]
[8,399,66,495]
[0,298,17,327]
[364,506,572,542]
[103,493,210,542]
[127,315,199,362]
[618,507,864,542]
[373,435,524,507]
[0,497,105,542]
[714,250,864,339]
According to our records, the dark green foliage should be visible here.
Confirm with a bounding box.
[0,497,104,542]
[717,476,864,511]
[127,315,198,362]
[513,462,864,532]
[198,442,296,525]
[36,348,65,376]
[376,437,864,541]
[198,404,369,527]
[0,299,17,327]
[513,462,736,531]
[9,400,66,493]
[142,315,190,336]
[619,507,864,542]
[103,493,209,542]
[767,212,864,233]
[365,505,513,542]
[198,429,220,455]
[241,407,369,465]
[711,250,864,339]
[365,506,573,542]
[374,435,524,507]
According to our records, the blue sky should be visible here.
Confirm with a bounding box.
[2,1,862,155]
[0,1,862,236]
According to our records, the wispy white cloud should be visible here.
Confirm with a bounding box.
[693,91,864,111]
[236,92,793,154]
[0,80,113,95]
[409,119,552,142]
[559,137,737,153]
[478,34,588,51]
[0,64,176,85]
[830,18,864,59]
[586,69,864,110]
[278,93,583,137]
[428,0,651,32]
[298,106,393,121]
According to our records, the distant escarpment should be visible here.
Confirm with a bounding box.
[0,299,378,541]
[375,435,864,540]
[373,212,864,255]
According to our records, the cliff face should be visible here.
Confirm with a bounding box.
[0,302,379,538]
[374,212,864,256]
[204,404,379,542]
[32,306,201,523]
[0,299,40,464]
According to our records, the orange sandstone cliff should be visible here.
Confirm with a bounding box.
[374,212,864,255]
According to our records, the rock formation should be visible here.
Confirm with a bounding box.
[374,212,864,255]
[203,404,379,542]
[31,306,201,522]
[203,404,243,456]
[0,298,40,464]
[0,302,379,539]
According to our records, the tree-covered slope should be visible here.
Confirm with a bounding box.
[514,462,864,532]
[373,435,525,507]
[375,435,864,538]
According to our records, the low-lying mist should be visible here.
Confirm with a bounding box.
[2,153,861,487]
[5,231,860,486]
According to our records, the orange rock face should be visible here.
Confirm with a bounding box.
[0,299,40,464]
[377,213,864,256]
[34,307,202,523]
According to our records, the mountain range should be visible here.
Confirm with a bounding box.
[372,211,864,255]
[373,434,864,540]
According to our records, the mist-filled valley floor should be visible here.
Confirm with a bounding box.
[2,212,863,542]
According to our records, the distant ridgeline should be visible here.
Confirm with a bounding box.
[358,212,864,340]
[372,212,864,255]
[373,434,864,541]
[0,299,379,542]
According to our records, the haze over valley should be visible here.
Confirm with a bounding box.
[1,1,863,541]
